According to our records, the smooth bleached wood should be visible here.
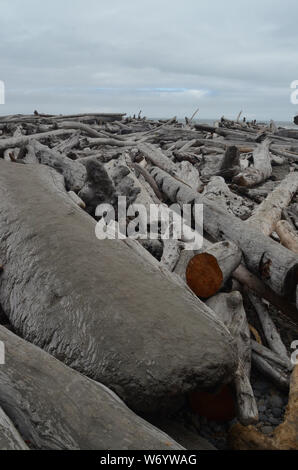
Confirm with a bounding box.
[276,220,298,254]
[248,172,298,236]
[233,139,272,187]
[0,406,29,450]
[186,241,242,298]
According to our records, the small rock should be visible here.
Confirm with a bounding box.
[262,426,274,435]
[272,407,282,419]
[269,395,283,408]
[268,417,281,426]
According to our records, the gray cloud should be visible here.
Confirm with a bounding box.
[0,0,297,120]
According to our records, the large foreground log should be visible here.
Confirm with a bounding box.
[150,167,298,297]
[233,139,272,187]
[0,326,183,450]
[0,406,28,450]
[0,161,236,413]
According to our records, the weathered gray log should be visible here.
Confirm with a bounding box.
[0,326,183,450]
[207,292,258,425]
[276,220,298,254]
[248,292,288,360]
[104,155,142,208]
[54,131,81,154]
[248,172,298,236]
[22,144,39,164]
[176,161,203,192]
[0,112,126,125]
[138,142,177,175]
[31,140,86,192]
[275,129,298,140]
[218,145,240,179]
[233,264,298,322]
[87,137,135,147]
[150,166,298,297]
[203,176,252,220]
[161,240,183,272]
[233,139,272,187]
[0,406,29,450]
[0,161,237,413]
[132,162,164,201]
[252,349,290,391]
[79,159,118,215]
[0,129,76,152]
[251,340,293,372]
[270,145,298,162]
[59,121,104,138]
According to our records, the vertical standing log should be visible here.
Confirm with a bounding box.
[206,292,258,425]
[150,166,298,297]
[233,139,272,187]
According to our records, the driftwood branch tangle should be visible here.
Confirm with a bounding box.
[150,166,298,297]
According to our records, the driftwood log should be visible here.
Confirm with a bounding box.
[248,292,288,360]
[0,326,183,450]
[248,172,298,236]
[233,139,272,187]
[206,292,258,425]
[0,406,29,450]
[275,220,298,254]
[229,365,298,450]
[186,241,242,298]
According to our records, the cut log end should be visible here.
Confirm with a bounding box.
[186,253,223,298]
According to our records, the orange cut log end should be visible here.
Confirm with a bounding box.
[186,253,223,299]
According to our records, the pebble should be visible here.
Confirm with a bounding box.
[262,426,273,435]
[272,407,282,418]
[267,416,280,426]
[269,395,283,408]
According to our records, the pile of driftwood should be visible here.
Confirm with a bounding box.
[0,111,297,450]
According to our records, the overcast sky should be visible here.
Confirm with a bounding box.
[0,0,297,120]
